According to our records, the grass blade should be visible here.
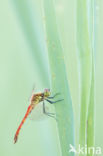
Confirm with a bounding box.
[87,0,95,155]
[87,58,95,156]
[76,0,93,154]
[42,0,75,155]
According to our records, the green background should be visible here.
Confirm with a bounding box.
[0,0,102,156]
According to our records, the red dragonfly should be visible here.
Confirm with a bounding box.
[14,89,63,143]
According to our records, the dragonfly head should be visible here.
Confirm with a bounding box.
[44,88,51,97]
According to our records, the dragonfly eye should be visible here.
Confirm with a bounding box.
[44,88,50,92]
[44,89,51,97]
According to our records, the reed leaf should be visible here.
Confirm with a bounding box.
[76,0,93,155]
[87,0,95,155]
[42,0,75,155]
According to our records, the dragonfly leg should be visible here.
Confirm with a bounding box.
[43,101,56,119]
[47,93,60,99]
[46,99,64,104]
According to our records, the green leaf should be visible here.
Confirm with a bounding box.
[42,0,75,155]
[76,0,95,156]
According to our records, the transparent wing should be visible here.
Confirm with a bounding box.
[29,102,50,121]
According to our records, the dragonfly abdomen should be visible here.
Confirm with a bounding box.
[14,105,34,143]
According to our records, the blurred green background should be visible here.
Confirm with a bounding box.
[0,0,102,156]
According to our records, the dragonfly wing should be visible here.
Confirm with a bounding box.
[29,102,50,121]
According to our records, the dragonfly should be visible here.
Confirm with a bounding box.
[14,88,63,144]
